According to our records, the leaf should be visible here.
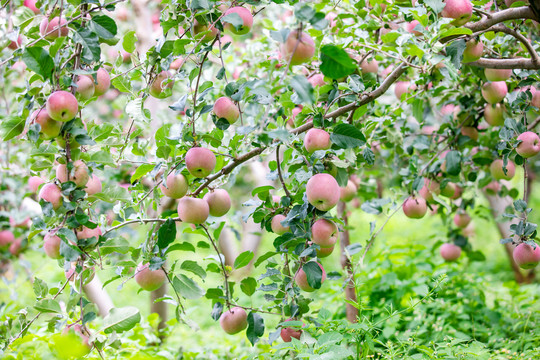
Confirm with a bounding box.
[254,251,277,267]
[34,299,62,313]
[101,306,141,334]
[32,278,48,299]
[303,262,323,289]
[74,28,101,63]
[290,75,315,104]
[22,47,54,80]
[320,45,356,79]
[122,30,137,53]
[90,15,117,39]
[222,13,244,30]
[157,218,177,249]
[445,150,461,176]
[181,260,207,279]
[169,94,188,112]
[446,39,466,69]
[92,186,131,203]
[0,115,25,141]
[330,124,366,149]
[240,277,257,296]
[172,274,205,299]
[424,0,445,13]
[234,251,254,269]
[130,164,155,183]
[246,312,265,345]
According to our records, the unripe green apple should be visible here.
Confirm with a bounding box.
[462,39,483,63]
[403,196,427,219]
[0,230,15,246]
[484,103,505,126]
[280,319,303,342]
[204,189,231,217]
[311,219,338,248]
[46,91,79,122]
[38,183,63,209]
[75,76,95,100]
[339,180,357,202]
[281,30,315,65]
[516,131,540,158]
[185,147,216,178]
[294,262,326,292]
[219,307,248,335]
[304,128,331,153]
[213,97,240,124]
[33,109,62,139]
[306,173,340,211]
[439,182,457,198]
[150,71,174,99]
[316,244,335,258]
[441,0,472,26]
[84,174,102,195]
[134,262,167,291]
[490,159,515,180]
[177,197,209,224]
[453,212,471,228]
[92,68,111,96]
[223,7,253,35]
[193,19,218,41]
[440,243,461,261]
[43,232,62,259]
[512,243,540,269]
[460,126,478,141]
[481,81,507,104]
[56,160,90,187]
[40,17,69,39]
[271,214,289,235]
[160,173,188,199]
[484,68,512,81]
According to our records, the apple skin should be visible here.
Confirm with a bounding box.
[75,76,95,100]
[460,126,478,141]
[484,103,505,126]
[454,212,471,228]
[160,173,188,199]
[311,219,338,248]
[271,214,290,235]
[28,176,45,193]
[316,244,335,258]
[304,129,331,153]
[177,197,209,224]
[340,180,357,202]
[490,159,515,180]
[46,91,79,122]
[485,68,512,81]
[204,189,231,217]
[93,68,111,96]
[394,81,416,100]
[419,178,440,203]
[76,226,102,240]
[360,59,379,74]
[38,183,63,209]
[462,39,483,63]
[405,20,422,36]
[24,0,40,14]
[281,30,315,65]
[439,182,457,198]
[441,0,473,26]
[403,196,427,219]
[185,147,216,178]
[308,74,325,87]
[224,7,253,35]
[56,160,90,187]
[150,71,174,99]
[483,180,500,194]
[481,81,507,104]
[516,131,540,158]
[134,262,167,291]
[40,17,69,39]
[512,243,540,269]
[33,109,62,139]
[0,230,15,246]
[43,232,62,259]
[219,307,248,335]
[532,87,540,108]
[440,243,462,261]
[306,173,340,211]
[294,262,326,292]
[84,174,102,195]
[214,97,240,124]
[193,19,218,41]
[280,319,303,342]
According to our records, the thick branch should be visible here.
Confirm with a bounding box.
[465,6,537,33]
[487,25,540,65]
[465,58,540,69]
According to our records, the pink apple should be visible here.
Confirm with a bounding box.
[24,0,40,14]
[512,243,540,269]
[33,109,62,139]
[46,91,79,122]
[311,219,338,248]
[483,180,500,194]
[453,212,471,228]
[43,232,62,259]
[340,180,357,202]
[56,160,90,187]
[185,147,216,178]
[306,173,340,211]
[280,319,303,342]
[462,39,483,63]
[481,81,507,104]
[223,6,253,35]
[170,57,185,70]
[92,68,111,96]
[9,239,23,256]
[490,159,515,180]
[134,262,167,291]
[308,74,325,87]
[531,87,540,108]
[403,196,427,219]
[160,173,188,199]
[76,226,102,240]
[40,17,69,39]
[360,59,379,74]
[177,197,209,224]
[294,262,326,292]
[149,71,174,98]
[405,20,423,36]
[75,76,95,100]
[219,307,248,335]
[394,81,416,100]
[439,182,457,198]
[214,97,240,124]
[516,131,540,158]
[28,176,45,193]
[0,230,15,246]
[484,68,512,81]
[84,174,102,195]
[204,189,231,217]
[441,0,473,26]
[304,129,331,153]
[271,214,289,235]
[419,178,440,203]
[281,30,315,65]
[38,183,63,209]
[484,103,505,126]
[65,263,95,284]
[440,243,462,261]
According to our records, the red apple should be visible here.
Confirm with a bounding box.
[306,173,340,211]
[214,97,240,124]
[308,74,325,87]
[403,196,427,219]
[38,183,63,209]
[512,243,540,269]
[56,160,90,187]
[177,197,209,224]
[440,243,462,261]
[24,0,40,14]
[33,109,62,139]
[76,226,102,240]
[135,262,167,291]
[304,128,331,153]
[46,91,79,122]
[453,212,471,228]
[160,173,188,199]
[43,232,62,259]
[8,35,23,50]
[193,19,218,41]
[75,75,95,100]
[490,159,515,180]
[441,0,473,26]
[340,180,357,202]
[294,262,326,292]
[84,174,102,195]
[40,17,69,40]
[219,307,248,335]
[481,82,507,104]
[281,30,315,65]
[92,68,111,96]
[280,319,303,342]
[405,20,423,36]
[223,6,253,35]
[271,214,289,235]
[0,231,15,246]
[394,81,416,100]
[185,147,216,178]
[311,219,338,248]
[28,176,45,193]
[149,71,174,99]
[516,131,540,158]
[316,244,335,258]
[360,59,378,74]
[204,189,231,217]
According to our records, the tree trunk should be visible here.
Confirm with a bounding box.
[338,201,358,322]
[150,283,168,334]
[82,275,114,317]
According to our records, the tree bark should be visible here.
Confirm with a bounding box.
[82,275,114,317]
[338,201,358,323]
[150,283,168,334]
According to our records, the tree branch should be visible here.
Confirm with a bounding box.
[465,6,537,33]
[465,57,540,69]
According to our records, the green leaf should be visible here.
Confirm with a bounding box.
[0,115,25,141]
[222,13,243,30]
[172,274,205,299]
[446,40,466,69]
[424,0,445,14]
[122,30,137,53]
[240,277,257,296]
[303,262,323,289]
[74,28,101,63]
[101,306,141,334]
[181,260,207,279]
[439,27,472,39]
[130,163,155,183]
[320,45,356,79]
[330,124,366,149]
[445,150,461,176]
[34,299,62,313]
[100,237,129,256]
[234,250,254,269]
[33,278,48,299]
[254,251,277,267]
[92,186,131,203]
[157,218,177,249]
[90,15,117,39]
[290,75,315,104]
[22,47,54,80]
[246,311,265,345]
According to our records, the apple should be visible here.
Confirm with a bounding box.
[462,39,483,63]
[76,226,102,240]
[33,109,62,139]
[394,81,416,100]
[294,262,326,292]
[281,30,315,65]
[419,178,440,203]
[306,173,340,211]
[454,212,471,228]
[223,7,253,35]
[403,196,427,219]
[135,262,167,291]
[512,243,540,269]
[485,68,512,81]
[308,74,325,87]
[9,239,23,256]
[360,59,378,74]
[0,230,15,246]
[75,75,95,100]
[441,104,460,118]
[193,19,218,41]
[304,128,331,153]
[38,183,63,209]
[316,244,335,258]
[516,131,540,158]
[219,307,248,335]
[61,324,92,356]
[271,214,290,235]
[65,263,95,283]
[484,103,505,126]
[204,189,231,217]
[340,180,357,202]
[280,319,303,342]
[441,0,473,26]
[450,184,463,200]
[160,173,188,199]
[24,0,40,13]
[490,159,515,180]
[149,71,174,99]
[405,20,423,36]
[84,174,102,195]
[439,182,457,198]
[311,219,338,248]
[440,243,462,261]
[92,68,111,96]
[8,35,23,50]
[531,87,540,108]
[40,17,69,39]
[43,232,62,259]
[46,91,79,122]
[56,160,90,187]
[460,126,478,141]
[28,176,45,193]
[483,180,500,194]
[481,81,507,104]
[213,97,240,124]
[177,197,209,224]
[185,147,216,178]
